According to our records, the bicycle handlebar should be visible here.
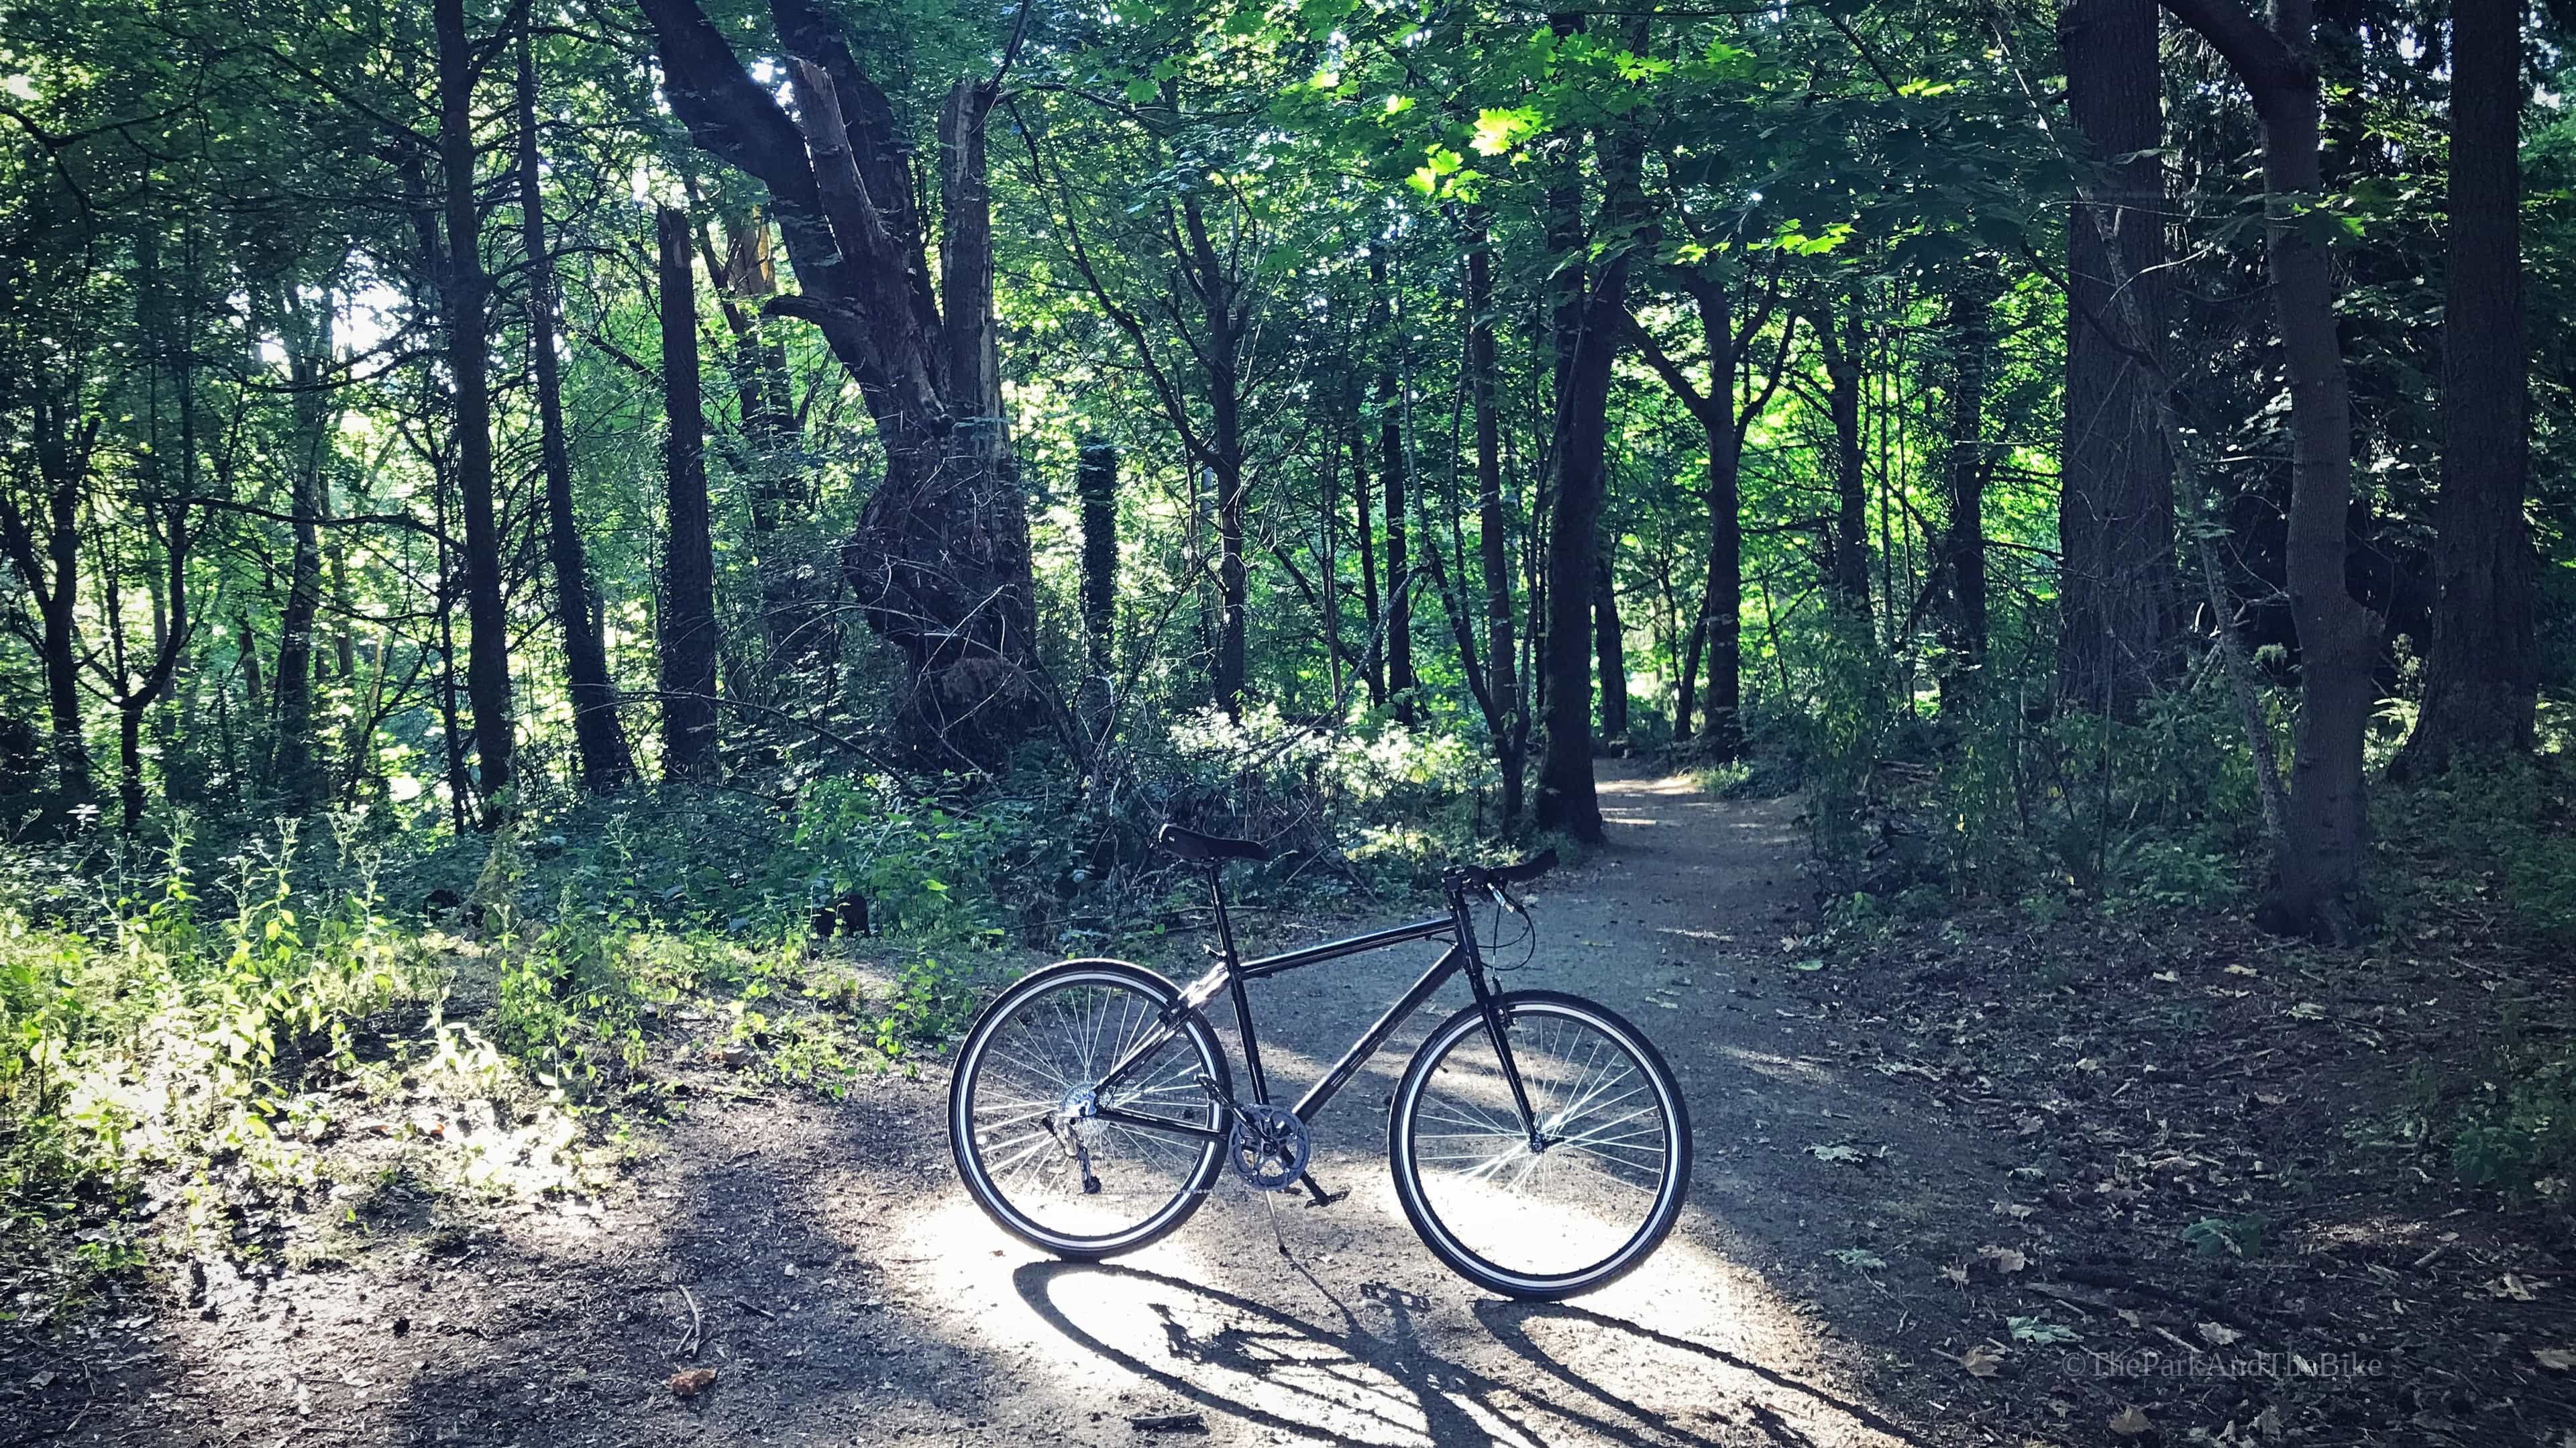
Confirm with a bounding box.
[1451,849,1558,896]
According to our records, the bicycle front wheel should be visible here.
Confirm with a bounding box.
[1389,990,1692,1299]
[949,960,1230,1259]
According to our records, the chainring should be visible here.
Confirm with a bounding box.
[1226,1103,1312,1191]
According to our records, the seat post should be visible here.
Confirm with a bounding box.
[1208,866,1243,969]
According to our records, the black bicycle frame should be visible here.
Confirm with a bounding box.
[1087,876,1540,1146]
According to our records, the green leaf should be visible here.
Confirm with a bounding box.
[1470,106,1542,157]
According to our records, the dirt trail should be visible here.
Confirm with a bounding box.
[45,764,2023,1448]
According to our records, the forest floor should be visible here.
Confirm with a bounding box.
[9,760,2576,1447]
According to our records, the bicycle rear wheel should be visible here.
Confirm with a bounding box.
[949,960,1230,1259]
[1389,990,1691,1299]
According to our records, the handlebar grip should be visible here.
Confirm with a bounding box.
[1489,849,1558,886]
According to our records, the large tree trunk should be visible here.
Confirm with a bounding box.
[640,0,1043,768]
[270,286,332,809]
[435,0,515,812]
[2396,0,2534,773]
[657,206,723,781]
[2059,0,2180,718]
[1534,14,1650,841]
[1465,211,1523,828]
[519,37,635,792]
[2160,0,2380,940]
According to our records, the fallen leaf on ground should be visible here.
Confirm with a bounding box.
[1960,1343,2005,1378]
[668,1368,718,1398]
[1939,1264,1970,1286]
[2535,1346,2576,1372]
[2198,1321,2242,1347]
[2109,1405,2151,1436]
[2255,1403,2282,1438]
[1976,1245,2028,1274]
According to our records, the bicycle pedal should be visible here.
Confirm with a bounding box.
[1296,1173,1347,1208]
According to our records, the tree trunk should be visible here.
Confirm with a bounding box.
[1076,437,1118,676]
[1635,269,1782,762]
[1940,274,1995,708]
[1815,293,1874,616]
[2059,0,2180,718]
[1351,421,1385,706]
[435,0,515,811]
[0,389,95,805]
[1593,543,1628,740]
[657,206,722,781]
[1369,251,1416,724]
[1466,211,1523,828]
[701,209,835,691]
[272,287,331,809]
[2395,0,2534,772]
[519,36,635,792]
[2159,0,2381,939]
[1534,14,1650,841]
[641,0,1044,767]
[1193,201,1249,721]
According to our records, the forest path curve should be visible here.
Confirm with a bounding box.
[65,764,2017,1448]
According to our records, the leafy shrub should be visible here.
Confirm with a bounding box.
[2451,1048,2576,1200]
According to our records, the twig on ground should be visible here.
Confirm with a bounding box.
[670,1282,702,1359]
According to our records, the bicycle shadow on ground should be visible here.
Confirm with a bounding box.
[1012,1259,1919,1447]
[1470,1298,1929,1448]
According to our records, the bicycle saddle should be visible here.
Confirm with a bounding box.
[1157,823,1272,864]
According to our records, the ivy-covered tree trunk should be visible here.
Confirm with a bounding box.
[2059,0,2179,719]
[639,0,1044,769]
[657,206,722,781]
[435,0,514,813]
[517,36,635,792]
[2396,0,2535,773]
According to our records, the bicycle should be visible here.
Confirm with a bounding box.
[947,825,1694,1300]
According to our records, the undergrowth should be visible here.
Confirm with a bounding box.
[0,713,1489,1323]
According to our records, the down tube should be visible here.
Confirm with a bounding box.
[1290,947,1462,1125]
